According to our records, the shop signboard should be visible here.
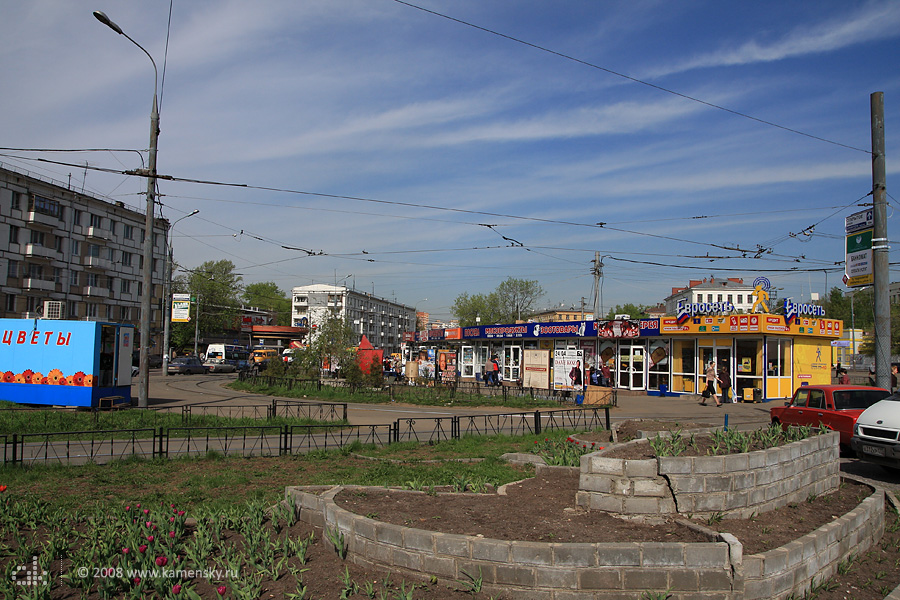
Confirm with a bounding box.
[659,315,841,338]
[171,293,191,323]
[845,209,874,288]
[553,349,584,391]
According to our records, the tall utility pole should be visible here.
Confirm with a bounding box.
[871,92,889,389]
[591,252,602,320]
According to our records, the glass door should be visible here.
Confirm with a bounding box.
[503,345,522,383]
[617,341,647,390]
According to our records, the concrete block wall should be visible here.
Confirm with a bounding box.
[577,431,841,519]
[286,485,739,599]
[743,488,885,600]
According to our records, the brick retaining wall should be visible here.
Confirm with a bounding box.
[577,431,841,519]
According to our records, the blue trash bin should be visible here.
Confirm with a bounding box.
[659,384,668,397]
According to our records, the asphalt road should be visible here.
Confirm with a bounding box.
[132,371,900,492]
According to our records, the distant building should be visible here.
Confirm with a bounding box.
[889,282,900,305]
[290,284,415,352]
[0,164,167,348]
[664,277,759,315]
[530,308,594,322]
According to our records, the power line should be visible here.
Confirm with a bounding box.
[391,0,870,155]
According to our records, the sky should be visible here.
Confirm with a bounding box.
[2,0,899,322]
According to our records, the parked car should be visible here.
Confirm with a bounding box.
[282,348,295,363]
[770,385,891,448]
[132,352,164,368]
[251,348,279,364]
[203,358,237,373]
[167,357,209,375]
[851,395,900,473]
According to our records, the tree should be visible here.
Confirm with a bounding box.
[242,281,291,326]
[817,286,873,329]
[604,303,651,320]
[170,260,243,352]
[293,315,357,377]
[452,278,545,326]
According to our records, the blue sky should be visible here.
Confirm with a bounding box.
[2,0,899,322]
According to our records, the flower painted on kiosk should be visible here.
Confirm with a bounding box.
[48,369,64,384]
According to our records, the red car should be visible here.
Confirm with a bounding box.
[770,385,891,447]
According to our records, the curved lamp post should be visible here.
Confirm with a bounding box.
[94,10,160,409]
[162,210,199,375]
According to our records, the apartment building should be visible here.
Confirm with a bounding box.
[0,165,167,347]
[291,284,416,352]
[664,277,761,315]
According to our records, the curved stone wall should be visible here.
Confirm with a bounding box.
[576,431,841,519]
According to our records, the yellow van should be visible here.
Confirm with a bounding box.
[251,348,279,364]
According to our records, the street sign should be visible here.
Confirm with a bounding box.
[845,209,874,234]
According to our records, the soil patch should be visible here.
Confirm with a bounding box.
[614,419,715,442]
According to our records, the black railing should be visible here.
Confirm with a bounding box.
[1,407,614,466]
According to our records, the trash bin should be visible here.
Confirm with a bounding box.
[659,384,668,397]
[575,394,584,405]
[753,388,762,402]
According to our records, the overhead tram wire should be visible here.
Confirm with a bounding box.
[391,0,870,156]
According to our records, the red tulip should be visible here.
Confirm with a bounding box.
[138,545,147,554]
[155,556,167,567]
[217,585,227,596]
[172,584,182,594]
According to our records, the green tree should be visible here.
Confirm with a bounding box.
[603,303,651,320]
[452,277,545,326]
[817,286,873,329]
[242,281,291,326]
[170,260,243,352]
[293,315,357,377]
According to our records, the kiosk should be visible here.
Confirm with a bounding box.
[0,318,134,408]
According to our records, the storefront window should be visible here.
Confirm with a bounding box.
[671,340,696,393]
[735,339,763,401]
[502,345,522,383]
[461,346,475,377]
[648,339,669,391]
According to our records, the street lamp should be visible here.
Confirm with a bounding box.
[94,10,160,409]
[162,209,199,376]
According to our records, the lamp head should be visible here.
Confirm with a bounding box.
[93,11,124,35]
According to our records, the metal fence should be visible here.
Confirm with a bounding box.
[1,406,613,466]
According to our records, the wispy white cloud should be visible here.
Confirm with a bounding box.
[649,1,900,77]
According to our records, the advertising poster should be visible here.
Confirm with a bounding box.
[523,349,550,389]
[171,293,191,323]
[553,349,584,391]
[438,349,457,384]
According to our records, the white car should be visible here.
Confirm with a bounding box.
[851,395,900,473]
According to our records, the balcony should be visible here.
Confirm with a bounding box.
[84,286,111,298]
[23,277,56,292]
[83,256,112,270]
[24,243,57,261]
[85,226,108,241]
[25,211,59,229]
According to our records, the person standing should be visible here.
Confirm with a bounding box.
[491,354,501,386]
[601,362,611,387]
[718,365,733,404]
[483,354,494,386]
[702,360,720,407]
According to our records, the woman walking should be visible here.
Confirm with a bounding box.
[702,360,721,407]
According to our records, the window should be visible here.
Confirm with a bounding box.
[121,251,132,267]
[120,279,131,294]
[67,300,78,318]
[11,192,20,211]
[737,294,743,305]
[108,219,116,233]
[138,255,144,270]
[26,296,41,313]
[107,247,116,261]
[29,194,63,219]
[71,240,81,256]
[124,224,134,240]
[29,230,45,246]
[7,259,18,279]
[90,214,102,228]
[707,294,713,302]
[70,270,79,287]
[139,228,145,243]
[107,276,115,291]
[4,294,15,313]
[137,281,143,296]
[87,273,99,287]
[153,233,160,247]
[8,225,19,245]
[53,267,62,283]
[27,263,43,279]
[87,244,101,258]
[86,303,98,318]
[55,235,63,252]
[120,306,132,321]
[72,209,82,226]
[727,294,733,303]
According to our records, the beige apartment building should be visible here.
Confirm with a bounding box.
[1,164,168,348]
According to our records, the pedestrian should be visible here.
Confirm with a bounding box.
[601,362,611,387]
[838,369,850,385]
[701,360,720,407]
[868,366,876,387]
[718,365,733,404]
[491,354,501,386]
[483,354,494,386]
